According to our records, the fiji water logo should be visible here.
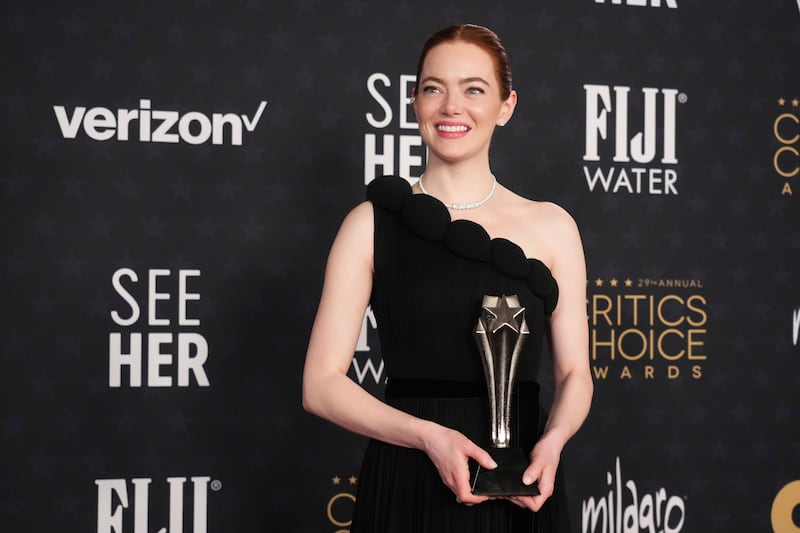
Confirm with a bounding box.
[96,476,219,533]
[54,99,267,145]
[583,85,685,194]
[582,457,686,533]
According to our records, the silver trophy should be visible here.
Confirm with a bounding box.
[471,294,540,496]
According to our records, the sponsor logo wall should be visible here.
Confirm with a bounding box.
[1,2,797,532]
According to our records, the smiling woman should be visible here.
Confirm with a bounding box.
[302,24,593,533]
[412,37,516,182]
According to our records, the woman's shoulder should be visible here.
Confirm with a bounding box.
[340,200,374,233]
[533,200,578,232]
[504,189,578,234]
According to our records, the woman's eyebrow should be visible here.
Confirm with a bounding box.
[419,76,490,85]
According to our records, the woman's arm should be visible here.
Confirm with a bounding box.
[513,203,594,511]
[301,201,497,504]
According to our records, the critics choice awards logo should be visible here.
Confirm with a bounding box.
[324,475,358,532]
[96,476,220,533]
[54,99,267,146]
[581,457,686,533]
[109,268,210,388]
[773,97,799,196]
[583,85,685,195]
[588,276,707,380]
[364,73,425,184]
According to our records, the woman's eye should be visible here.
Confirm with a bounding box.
[422,86,441,94]
[467,87,485,95]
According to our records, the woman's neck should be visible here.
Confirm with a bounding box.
[418,158,495,205]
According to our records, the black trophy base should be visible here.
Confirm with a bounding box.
[471,447,540,496]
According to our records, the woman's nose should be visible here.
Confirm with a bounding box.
[441,92,462,115]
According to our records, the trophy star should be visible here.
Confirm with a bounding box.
[485,295,524,333]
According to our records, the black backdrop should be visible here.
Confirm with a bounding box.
[2,1,799,532]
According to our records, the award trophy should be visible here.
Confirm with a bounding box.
[471,294,540,496]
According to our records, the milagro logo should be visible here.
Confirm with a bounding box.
[96,476,219,533]
[583,84,685,195]
[364,73,426,184]
[594,0,677,7]
[582,457,686,533]
[54,98,267,145]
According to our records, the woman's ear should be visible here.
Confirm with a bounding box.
[499,89,518,126]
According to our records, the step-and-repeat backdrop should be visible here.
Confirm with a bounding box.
[2,1,798,532]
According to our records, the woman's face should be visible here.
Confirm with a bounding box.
[413,41,516,165]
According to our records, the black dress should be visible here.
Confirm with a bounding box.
[351,176,570,533]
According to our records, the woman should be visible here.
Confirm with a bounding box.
[302,24,592,532]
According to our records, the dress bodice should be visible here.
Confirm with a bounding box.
[367,176,559,383]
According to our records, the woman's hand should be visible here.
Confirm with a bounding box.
[421,424,498,505]
[506,434,563,511]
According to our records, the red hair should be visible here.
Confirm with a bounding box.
[415,24,513,100]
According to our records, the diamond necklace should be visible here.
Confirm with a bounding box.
[417,174,497,210]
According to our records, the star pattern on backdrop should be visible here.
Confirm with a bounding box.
[0,3,797,532]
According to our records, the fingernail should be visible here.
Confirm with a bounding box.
[490,460,498,468]
[523,476,533,485]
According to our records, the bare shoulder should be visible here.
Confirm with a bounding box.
[528,200,579,237]
[503,189,579,241]
[525,200,585,278]
[501,187,575,227]
[327,200,375,268]
[346,199,374,221]
[337,200,374,237]
[490,188,581,266]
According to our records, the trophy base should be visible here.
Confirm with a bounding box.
[471,447,540,496]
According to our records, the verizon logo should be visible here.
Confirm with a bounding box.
[54,99,267,146]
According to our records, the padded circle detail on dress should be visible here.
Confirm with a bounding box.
[444,220,491,262]
[366,174,411,212]
[367,176,560,314]
[527,259,559,315]
[401,194,450,242]
[491,238,529,279]
[544,283,559,315]
[527,259,554,294]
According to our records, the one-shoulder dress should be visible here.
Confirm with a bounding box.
[351,176,570,533]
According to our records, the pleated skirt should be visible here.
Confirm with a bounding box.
[350,380,571,533]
